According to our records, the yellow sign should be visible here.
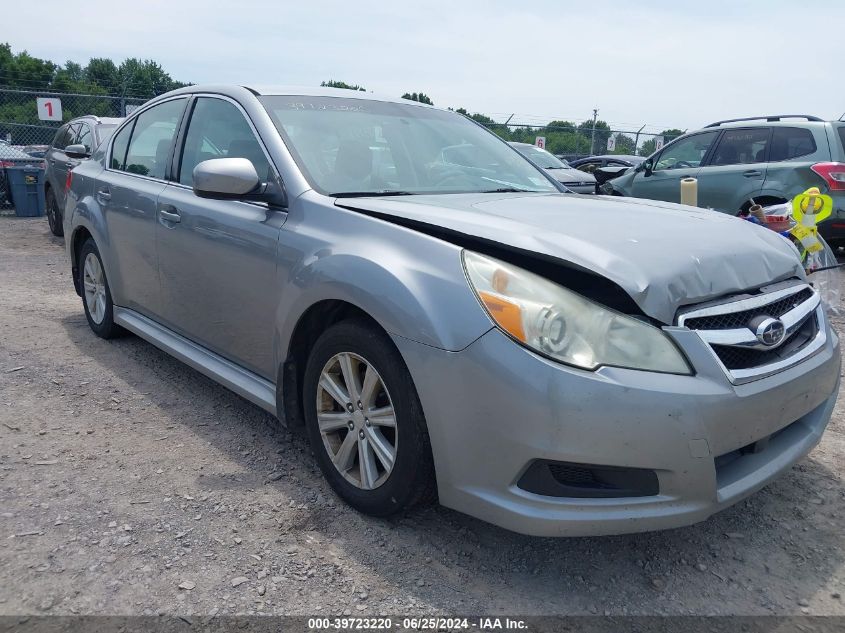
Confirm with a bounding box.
[792,187,833,224]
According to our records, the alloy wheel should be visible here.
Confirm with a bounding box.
[316,352,397,490]
[82,253,107,325]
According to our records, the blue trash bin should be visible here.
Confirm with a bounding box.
[6,166,45,217]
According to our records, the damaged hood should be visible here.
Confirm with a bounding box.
[338,192,805,324]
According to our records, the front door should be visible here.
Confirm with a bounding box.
[630,131,719,204]
[156,96,286,379]
[94,97,188,318]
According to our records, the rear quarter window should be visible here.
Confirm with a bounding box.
[838,125,845,154]
[769,127,817,161]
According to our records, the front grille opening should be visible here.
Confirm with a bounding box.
[517,460,659,498]
[685,288,813,330]
[712,313,817,370]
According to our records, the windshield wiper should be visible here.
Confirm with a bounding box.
[481,187,534,193]
[331,190,416,198]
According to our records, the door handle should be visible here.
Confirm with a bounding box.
[96,187,111,201]
[159,206,181,223]
[742,170,762,178]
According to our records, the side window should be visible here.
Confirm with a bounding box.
[769,127,817,162]
[123,98,187,179]
[710,128,770,166]
[55,124,79,151]
[178,97,271,186]
[654,131,719,171]
[110,121,134,170]
[77,124,93,153]
[52,124,71,150]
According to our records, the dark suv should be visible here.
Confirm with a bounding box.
[44,115,122,236]
[604,116,845,245]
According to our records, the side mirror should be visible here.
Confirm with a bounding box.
[65,144,90,159]
[193,157,262,199]
[640,159,653,177]
[193,157,287,206]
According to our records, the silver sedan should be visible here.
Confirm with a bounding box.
[63,85,839,536]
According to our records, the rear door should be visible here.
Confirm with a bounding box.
[155,95,286,378]
[94,97,188,318]
[697,127,770,212]
[630,131,719,203]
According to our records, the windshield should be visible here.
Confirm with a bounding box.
[512,144,567,170]
[259,96,558,196]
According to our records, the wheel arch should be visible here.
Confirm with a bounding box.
[69,225,94,296]
[739,193,789,214]
[278,299,388,430]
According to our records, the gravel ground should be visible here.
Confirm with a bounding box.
[1,216,844,617]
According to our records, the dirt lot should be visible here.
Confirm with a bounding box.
[1,216,844,617]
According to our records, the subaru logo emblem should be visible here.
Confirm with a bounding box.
[753,317,786,347]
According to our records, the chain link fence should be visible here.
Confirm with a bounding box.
[0,88,147,148]
[476,120,685,161]
[0,88,148,209]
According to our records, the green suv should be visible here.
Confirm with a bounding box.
[604,115,845,245]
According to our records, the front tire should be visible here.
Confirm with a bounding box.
[46,188,63,237]
[78,238,122,339]
[302,320,435,516]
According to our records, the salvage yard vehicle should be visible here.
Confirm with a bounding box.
[63,86,840,536]
[604,115,845,246]
[509,142,597,194]
[0,142,46,207]
[44,115,122,236]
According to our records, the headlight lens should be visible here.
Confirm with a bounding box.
[463,251,691,374]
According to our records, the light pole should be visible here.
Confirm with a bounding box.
[589,108,598,155]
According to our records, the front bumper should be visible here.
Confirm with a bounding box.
[393,318,840,537]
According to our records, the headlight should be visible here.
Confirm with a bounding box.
[463,251,691,374]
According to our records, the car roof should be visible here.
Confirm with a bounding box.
[161,84,435,108]
[712,119,830,130]
[574,154,643,163]
[72,115,124,126]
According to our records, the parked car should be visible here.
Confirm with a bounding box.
[64,86,839,537]
[509,142,596,193]
[604,116,845,246]
[569,155,648,188]
[22,144,50,159]
[44,115,122,236]
[569,154,645,173]
[0,142,46,207]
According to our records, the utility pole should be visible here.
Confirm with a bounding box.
[633,124,645,156]
[590,108,598,155]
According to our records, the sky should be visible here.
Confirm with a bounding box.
[5,0,844,134]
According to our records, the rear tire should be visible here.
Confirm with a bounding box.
[78,238,123,339]
[302,320,436,517]
[46,188,63,237]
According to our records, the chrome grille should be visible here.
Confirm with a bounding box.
[684,288,813,330]
[677,283,825,384]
